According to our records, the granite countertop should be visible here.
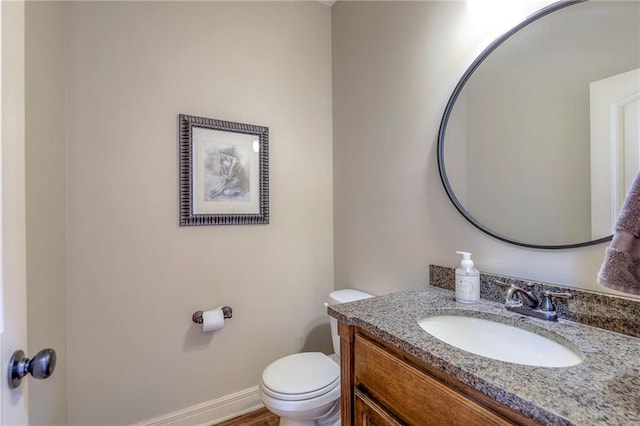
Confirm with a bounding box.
[328,286,640,426]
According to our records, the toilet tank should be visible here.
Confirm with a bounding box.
[327,289,374,358]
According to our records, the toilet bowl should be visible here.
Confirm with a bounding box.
[259,289,374,426]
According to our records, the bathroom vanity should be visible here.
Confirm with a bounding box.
[344,327,531,425]
[329,286,640,425]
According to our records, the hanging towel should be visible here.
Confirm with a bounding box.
[598,170,640,295]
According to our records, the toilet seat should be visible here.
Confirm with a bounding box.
[261,352,339,401]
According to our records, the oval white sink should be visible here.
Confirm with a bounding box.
[418,314,583,368]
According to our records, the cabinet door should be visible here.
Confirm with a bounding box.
[355,390,403,426]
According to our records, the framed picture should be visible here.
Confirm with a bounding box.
[179,114,269,226]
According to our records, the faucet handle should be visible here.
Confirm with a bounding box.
[544,290,573,300]
[539,290,573,312]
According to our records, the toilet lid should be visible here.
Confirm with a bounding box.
[262,352,339,399]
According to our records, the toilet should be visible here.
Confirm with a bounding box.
[259,289,374,426]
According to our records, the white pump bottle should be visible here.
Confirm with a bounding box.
[455,251,480,303]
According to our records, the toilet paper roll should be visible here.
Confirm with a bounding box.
[202,307,225,332]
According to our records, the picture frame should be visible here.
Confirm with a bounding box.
[179,114,269,226]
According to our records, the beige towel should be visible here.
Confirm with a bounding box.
[598,171,640,295]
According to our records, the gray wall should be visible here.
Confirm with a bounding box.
[64,1,333,424]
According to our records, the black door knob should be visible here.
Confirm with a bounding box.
[9,348,57,389]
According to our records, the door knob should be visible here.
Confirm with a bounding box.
[8,348,56,389]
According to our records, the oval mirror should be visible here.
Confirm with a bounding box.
[438,0,640,249]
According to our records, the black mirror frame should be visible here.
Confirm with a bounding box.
[437,0,612,250]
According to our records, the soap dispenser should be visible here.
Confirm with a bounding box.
[455,251,480,303]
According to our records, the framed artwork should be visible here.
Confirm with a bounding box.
[179,114,269,226]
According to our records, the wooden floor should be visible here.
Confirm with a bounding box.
[215,407,279,426]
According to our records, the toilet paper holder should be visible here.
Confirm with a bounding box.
[192,306,233,324]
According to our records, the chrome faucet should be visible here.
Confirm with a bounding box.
[505,284,539,308]
[499,281,572,322]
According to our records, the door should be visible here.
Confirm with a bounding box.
[1,0,29,424]
[590,68,640,238]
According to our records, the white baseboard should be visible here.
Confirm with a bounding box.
[132,386,263,426]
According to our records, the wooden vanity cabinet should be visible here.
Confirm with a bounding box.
[339,322,538,426]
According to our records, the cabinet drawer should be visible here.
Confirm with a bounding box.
[354,335,513,426]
